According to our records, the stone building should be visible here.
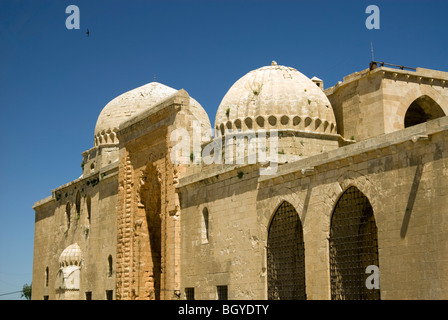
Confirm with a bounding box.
[32,61,448,300]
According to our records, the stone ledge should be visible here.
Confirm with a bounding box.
[32,195,54,209]
[178,117,447,188]
[32,160,119,209]
[259,116,448,182]
[325,66,448,96]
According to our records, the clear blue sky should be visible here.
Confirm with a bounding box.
[0,0,446,299]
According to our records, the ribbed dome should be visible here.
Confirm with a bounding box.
[94,82,210,146]
[215,61,337,135]
[59,243,82,267]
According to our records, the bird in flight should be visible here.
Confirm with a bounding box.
[86,29,90,37]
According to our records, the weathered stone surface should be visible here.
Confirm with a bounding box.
[32,62,448,300]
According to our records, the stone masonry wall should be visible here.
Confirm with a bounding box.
[179,117,448,299]
[326,67,448,142]
[32,164,118,300]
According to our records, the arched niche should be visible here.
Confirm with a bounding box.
[404,95,445,128]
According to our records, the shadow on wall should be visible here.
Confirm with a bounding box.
[400,161,424,238]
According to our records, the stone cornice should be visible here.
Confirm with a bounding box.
[32,160,119,209]
[325,66,448,96]
[259,116,448,183]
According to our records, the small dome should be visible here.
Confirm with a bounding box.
[215,62,337,135]
[59,243,82,267]
[94,82,210,146]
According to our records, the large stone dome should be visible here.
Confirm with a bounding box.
[94,82,210,146]
[215,61,337,136]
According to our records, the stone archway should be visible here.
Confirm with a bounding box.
[329,186,380,300]
[396,87,448,130]
[134,163,162,300]
[267,201,306,300]
[404,95,446,128]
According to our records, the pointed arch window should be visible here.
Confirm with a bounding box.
[404,95,445,128]
[86,195,91,224]
[75,191,81,215]
[329,186,380,300]
[65,203,71,229]
[267,201,306,300]
[108,255,113,277]
[45,267,49,287]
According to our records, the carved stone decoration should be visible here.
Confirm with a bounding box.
[133,162,162,300]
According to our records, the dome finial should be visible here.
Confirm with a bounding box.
[271,60,278,66]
